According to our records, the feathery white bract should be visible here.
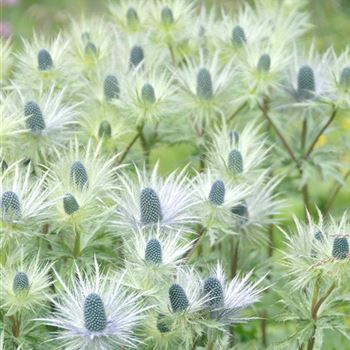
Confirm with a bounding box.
[0,163,54,246]
[0,253,52,315]
[208,263,265,325]
[207,121,270,182]
[114,163,198,231]
[41,261,147,349]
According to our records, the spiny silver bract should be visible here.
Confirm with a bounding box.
[70,160,89,190]
[98,120,112,139]
[339,66,350,89]
[85,41,97,55]
[129,45,144,68]
[156,313,170,333]
[13,271,30,294]
[141,83,156,104]
[208,180,225,206]
[1,190,22,221]
[257,53,271,72]
[169,283,189,312]
[297,65,315,100]
[127,7,139,26]
[144,238,162,264]
[84,293,107,332]
[196,68,213,100]
[63,193,79,215]
[227,149,243,174]
[203,277,224,309]
[24,101,46,133]
[140,187,163,225]
[232,25,246,46]
[161,6,174,25]
[103,74,120,100]
[37,49,53,71]
[332,237,349,260]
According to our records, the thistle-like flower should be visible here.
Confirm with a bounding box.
[41,260,147,349]
[0,253,52,315]
[202,263,265,325]
[114,163,198,231]
[123,226,194,293]
[115,65,176,124]
[175,51,236,126]
[9,85,78,163]
[193,170,251,239]
[207,121,270,182]
[13,33,69,91]
[0,163,53,247]
[49,139,121,233]
[281,211,350,290]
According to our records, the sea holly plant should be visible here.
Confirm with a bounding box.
[0,0,349,349]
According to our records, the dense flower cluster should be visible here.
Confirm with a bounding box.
[0,0,349,349]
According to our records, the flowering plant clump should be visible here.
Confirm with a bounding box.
[0,0,349,349]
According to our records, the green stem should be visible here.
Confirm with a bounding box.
[118,133,140,164]
[230,236,240,279]
[184,224,206,260]
[73,226,81,258]
[137,122,150,169]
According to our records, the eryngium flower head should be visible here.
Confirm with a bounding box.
[0,163,53,245]
[208,180,225,206]
[0,254,52,315]
[332,237,349,260]
[103,74,120,100]
[231,25,246,46]
[129,45,144,68]
[41,261,146,349]
[169,284,189,312]
[207,121,269,182]
[37,48,53,71]
[24,101,46,133]
[63,193,80,215]
[257,53,271,72]
[123,226,193,293]
[114,164,197,231]
[204,263,265,325]
[297,65,315,100]
[175,52,235,125]
[70,160,89,190]
[98,120,112,139]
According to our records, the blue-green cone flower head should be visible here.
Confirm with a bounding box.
[311,230,324,257]
[84,293,107,332]
[129,45,144,68]
[1,158,8,173]
[85,41,97,56]
[169,283,189,312]
[339,66,350,90]
[63,193,79,215]
[141,83,156,104]
[1,191,21,221]
[81,32,91,43]
[24,101,46,133]
[208,180,225,206]
[127,7,139,26]
[196,68,213,100]
[37,49,53,71]
[157,313,170,333]
[203,277,224,309]
[145,238,162,264]
[161,6,174,25]
[104,74,120,101]
[332,237,349,260]
[297,65,315,100]
[70,160,89,190]
[140,187,163,225]
[231,200,249,221]
[13,272,30,294]
[228,149,243,174]
[257,53,271,72]
[232,25,246,46]
[98,120,112,139]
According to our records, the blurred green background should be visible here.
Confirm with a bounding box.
[2,0,350,52]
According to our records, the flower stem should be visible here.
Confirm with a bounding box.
[10,313,20,338]
[304,108,338,160]
[228,101,247,122]
[73,226,80,258]
[230,236,240,279]
[184,224,206,260]
[118,133,140,164]
[137,122,151,169]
